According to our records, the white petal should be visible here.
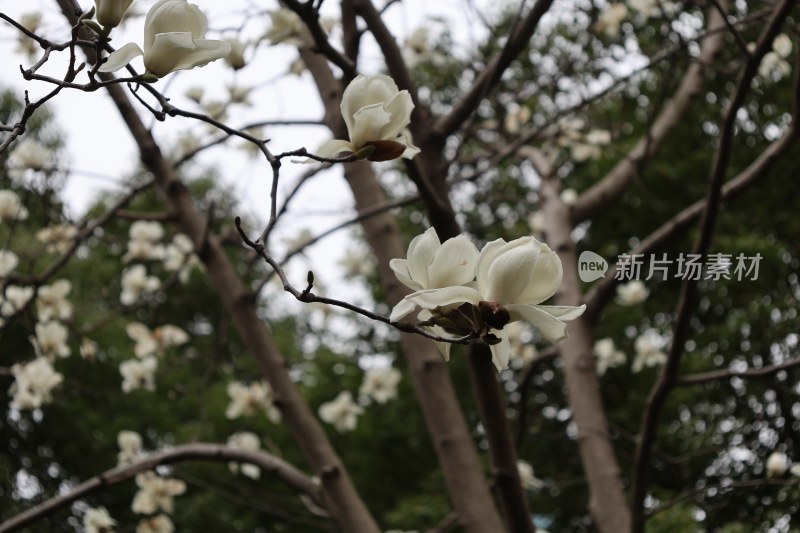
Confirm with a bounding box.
[144,0,208,53]
[146,33,230,77]
[506,304,570,343]
[406,285,482,310]
[489,334,511,370]
[427,235,479,287]
[389,258,423,291]
[516,243,563,305]
[485,242,538,304]
[378,90,414,139]
[405,228,440,289]
[98,42,143,72]
[535,304,586,321]
[349,103,392,148]
[476,238,507,295]
[315,139,355,158]
[389,298,418,322]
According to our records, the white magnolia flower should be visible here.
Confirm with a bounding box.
[759,51,792,81]
[395,234,585,370]
[163,234,200,283]
[527,211,546,235]
[0,250,18,278]
[35,321,71,358]
[95,0,135,28]
[319,391,363,432]
[20,12,42,32]
[616,280,649,306]
[9,357,63,410]
[80,338,99,360]
[36,223,78,254]
[359,367,402,404]
[99,0,231,78]
[123,221,165,262]
[136,515,174,533]
[0,285,35,317]
[227,431,261,479]
[225,37,246,69]
[517,460,546,490]
[403,27,445,68]
[317,74,420,161]
[772,34,792,58]
[560,188,579,205]
[36,279,73,322]
[118,430,145,465]
[132,472,186,514]
[184,86,204,103]
[83,506,116,533]
[225,381,281,423]
[790,464,800,478]
[593,337,626,376]
[596,4,628,37]
[7,138,53,180]
[264,9,305,46]
[126,322,189,358]
[0,190,29,221]
[120,264,161,305]
[338,248,375,279]
[228,84,253,106]
[632,330,668,373]
[766,451,790,477]
[629,0,677,17]
[120,356,158,392]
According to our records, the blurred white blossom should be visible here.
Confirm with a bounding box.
[7,138,53,181]
[616,280,649,306]
[0,190,29,221]
[265,9,305,46]
[36,223,78,254]
[226,381,281,423]
[359,367,402,404]
[766,451,790,477]
[517,460,546,490]
[83,505,116,533]
[0,250,18,278]
[34,321,71,359]
[632,330,667,373]
[593,337,626,376]
[163,234,201,283]
[126,322,189,358]
[136,515,174,533]
[9,357,63,410]
[227,431,261,479]
[319,391,363,432]
[120,356,158,392]
[131,472,186,514]
[120,264,161,305]
[36,279,73,322]
[118,430,145,465]
[596,4,628,37]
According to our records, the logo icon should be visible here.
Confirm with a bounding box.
[578,251,608,283]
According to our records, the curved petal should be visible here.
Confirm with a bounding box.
[315,139,355,158]
[388,258,423,291]
[389,298,418,322]
[476,238,508,295]
[146,34,231,77]
[427,235,479,287]
[144,0,208,53]
[349,103,392,148]
[98,42,143,72]
[405,228,439,289]
[407,285,482,310]
[378,90,414,139]
[398,129,421,159]
[534,304,586,321]
[506,304,569,343]
[516,242,563,305]
[489,333,511,371]
[485,243,538,304]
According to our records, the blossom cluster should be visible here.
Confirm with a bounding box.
[389,229,585,370]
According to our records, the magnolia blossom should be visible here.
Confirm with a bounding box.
[99,0,231,78]
[126,322,189,358]
[359,367,402,404]
[629,0,677,17]
[766,451,790,477]
[517,460,546,490]
[120,356,158,392]
[36,280,73,322]
[527,211,546,235]
[94,0,135,28]
[632,330,668,373]
[7,138,52,180]
[132,472,186,514]
[616,280,649,306]
[184,86,204,103]
[319,391,363,432]
[0,285,34,317]
[560,188,579,205]
[403,27,445,68]
[790,464,800,478]
[9,357,63,410]
[317,74,420,162]
[264,9,305,46]
[758,36,793,81]
[596,4,628,37]
[123,221,165,262]
[162,234,200,284]
[226,381,281,423]
[120,264,161,305]
[228,84,253,106]
[80,338,99,360]
[593,337,626,376]
[227,431,261,479]
[83,506,116,533]
[137,515,174,533]
[338,249,375,279]
[35,321,71,358]
[118,430,145,465]
[0,190,29,221]
[0,250,18,278]
[225,37,246,69]
[393,233,585,370]
[36,223,78,254]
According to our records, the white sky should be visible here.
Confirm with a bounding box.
[0,0,494,298]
